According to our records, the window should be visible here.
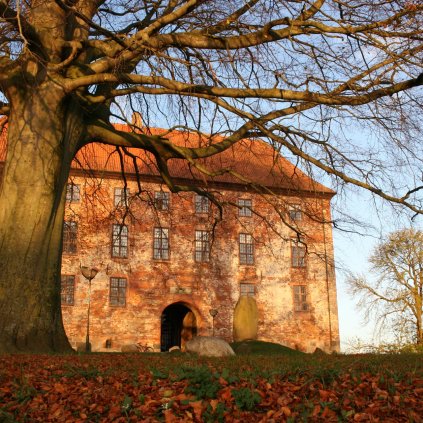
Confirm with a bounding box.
[293,285,309,311]
[153,227,169,260]
[112,224,128,258]
[291,239,306,268]
[240,283,255,297]
[114,187,130,206]
[239,233,254,265]
[195,230,210,262]
[238,199,252,217]
[195,194,210,214]
[63,221,77,254]
[66,183,80,202]
[61,275,75,305]
[289,205,302,221]
[154,191,170,211]
[110,277,127,306]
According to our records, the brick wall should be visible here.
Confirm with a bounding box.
[61,174,340,353]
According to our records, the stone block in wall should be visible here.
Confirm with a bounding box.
[169,286,192,294]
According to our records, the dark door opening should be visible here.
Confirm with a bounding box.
[160,303,197,351]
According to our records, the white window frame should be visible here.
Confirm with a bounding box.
[63,221,77,254]
[239,233,254,265]
[291,239,306,268]
[112,224,128,258]
[110,277,127,306]
[289,204,302,221]
[293,285,309,311]
[238,199,252,217]
[195,194,210,214]
[114,187,130,207]
[195,230,210,262]
[66,183,80,202]
[240,283,255,297]
[154,191,170,211]
[61,275,75,305]
[153,227,170,260]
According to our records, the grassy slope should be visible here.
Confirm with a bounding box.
[230,340,305,356]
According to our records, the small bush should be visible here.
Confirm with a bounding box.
[150,367,169,380]
[203,402,226,423]
[175,366,221,399]
[231,387,261,411]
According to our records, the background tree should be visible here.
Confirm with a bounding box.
[0,0,422,352]
[349,228,423,346]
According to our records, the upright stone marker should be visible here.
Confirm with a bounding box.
[233,295,258,341]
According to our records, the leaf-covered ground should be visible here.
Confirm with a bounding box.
[0,352,422,422]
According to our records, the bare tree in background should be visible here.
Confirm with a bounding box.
[349,228,423,346]
[0,0,422,352]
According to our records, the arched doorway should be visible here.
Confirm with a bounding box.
[160,303,197,352]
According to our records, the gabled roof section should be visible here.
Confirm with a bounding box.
[0,124,334,196]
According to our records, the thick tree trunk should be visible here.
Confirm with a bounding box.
[0,85,82,352]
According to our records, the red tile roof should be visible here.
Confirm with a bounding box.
[0,124,334,195]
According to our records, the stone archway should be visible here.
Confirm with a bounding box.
[160,303,197,352]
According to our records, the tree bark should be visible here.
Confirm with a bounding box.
[0,84,82,352]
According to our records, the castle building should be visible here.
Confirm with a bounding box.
[0,125,340,352]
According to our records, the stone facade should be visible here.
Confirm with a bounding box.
[60,137,339,353]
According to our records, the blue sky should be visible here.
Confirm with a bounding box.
[335,226,378,351]
[332,189,422,351]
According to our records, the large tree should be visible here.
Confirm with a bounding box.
[349,228,423,346]
[0,0,422,352]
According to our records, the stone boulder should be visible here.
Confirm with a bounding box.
[185,336,235,357]
[233,295,258,342]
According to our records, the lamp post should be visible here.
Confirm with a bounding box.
[209,309,218,337]
[81,266,99,352]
